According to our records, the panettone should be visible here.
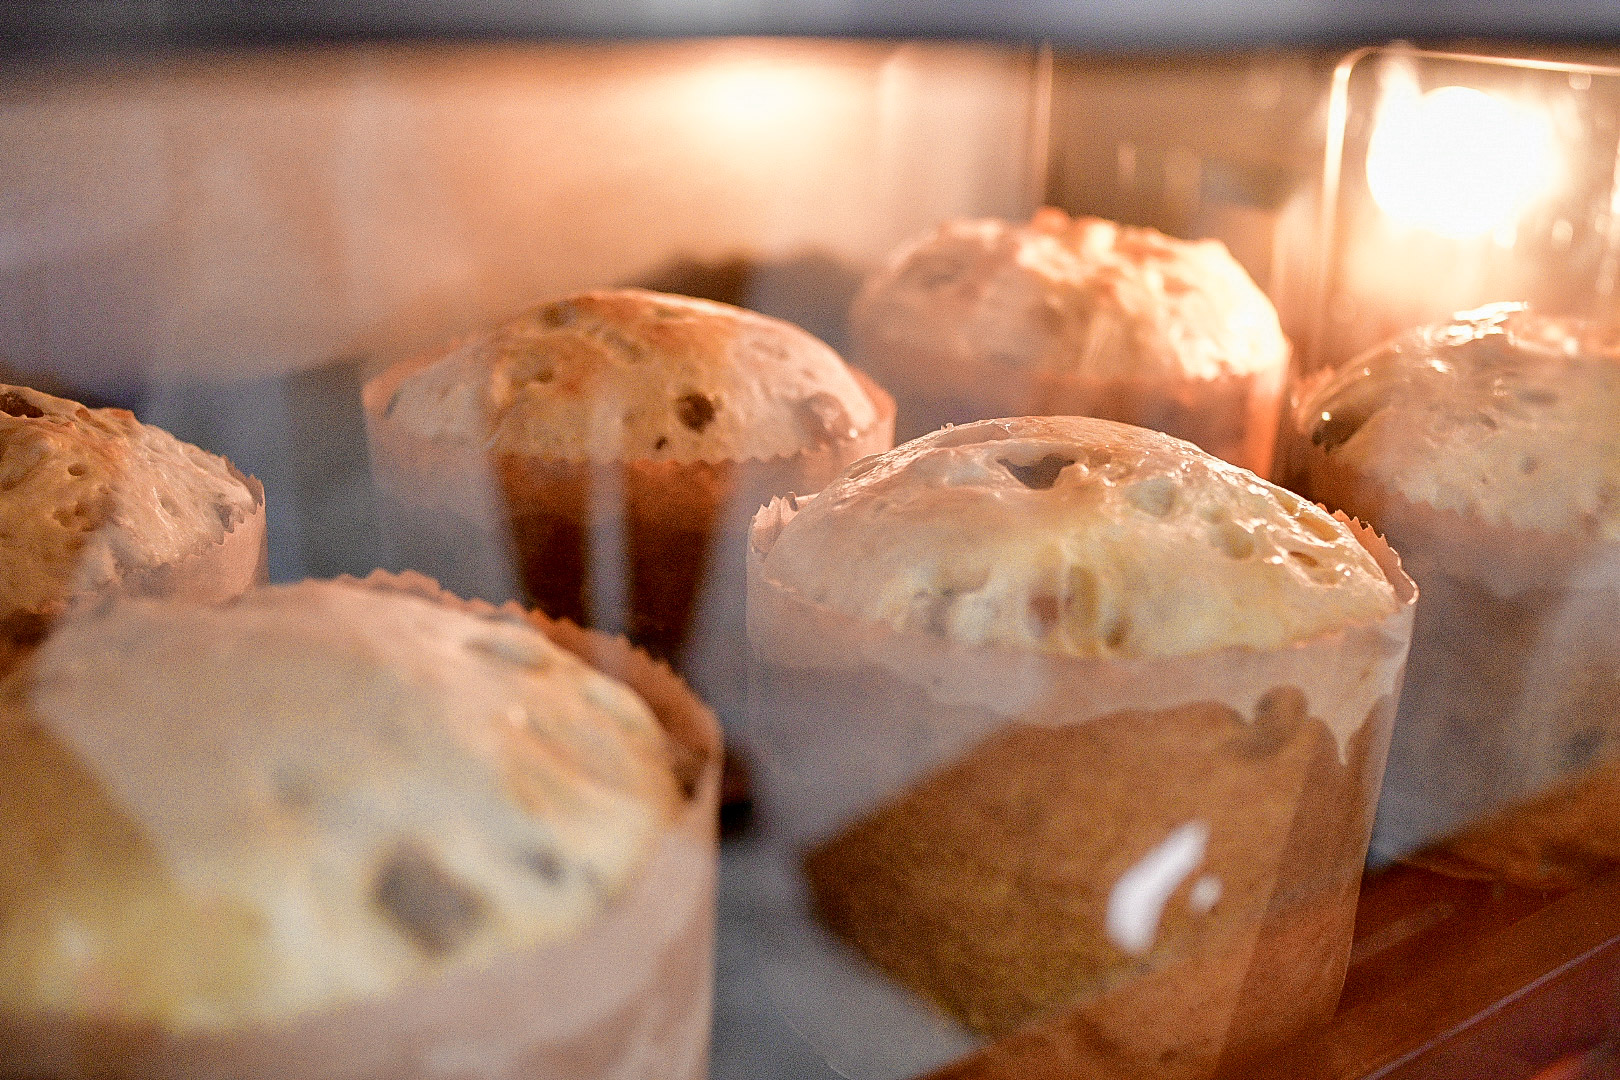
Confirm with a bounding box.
[0,383,265,673]
[0,574,721,1079]
[1287,302,1620,871]
[759,416,1395,660]
[365,288,894,742]
[746,416,1414,1076]
[383,289,879,466]
[849,210,1289,472]
[0,577,685,1028]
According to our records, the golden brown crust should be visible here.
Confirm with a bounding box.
[757,417,1397,662]
[0,465,267,678]
[1294,304,1620,536]
[378,288,880,465]
[0,385,263,616]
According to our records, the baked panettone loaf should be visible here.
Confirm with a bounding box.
[0,384,266,672]
[850,210,1290,472]
[384,288,880,466]
[747,417,1415,1077]
[1286,302,1620,875]
[365,288,894,738]
[0,573,720,1079]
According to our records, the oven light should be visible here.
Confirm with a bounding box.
[681,55,825,136]
[1365,85,1558,239]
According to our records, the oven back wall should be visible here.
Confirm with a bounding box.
[0,41,1039,579]
[0,40,1041,390]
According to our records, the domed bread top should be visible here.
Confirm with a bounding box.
[0,384,259,615]
[851,209,1289,382]
[1301,303,1620,538]
[0,578,685,1031]
[383,288,880,464]
[757,417,1398,658]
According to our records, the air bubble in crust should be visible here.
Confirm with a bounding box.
[0,391,44,419]
[1210,520,1255,560]
[1295,509,1343,544]
[999,453,1077,490]
[52,503,93,531]
[842,454,882,482]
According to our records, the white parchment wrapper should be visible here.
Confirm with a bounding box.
[1286,413,1620,873]
[363,357,896,731]
[0,572,721,1080]
[742,498,1415,1079]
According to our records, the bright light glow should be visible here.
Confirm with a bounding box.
[1366,85,1558,238]
[678,55,829,138]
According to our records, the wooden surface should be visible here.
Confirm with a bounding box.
[1233,863,1620,1080]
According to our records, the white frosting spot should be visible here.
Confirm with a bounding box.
[1188,874,1223,913]
[1105,821,1209,956]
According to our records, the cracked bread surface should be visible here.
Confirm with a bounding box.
[757,416,1397,658]
[851,210,1289,385]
